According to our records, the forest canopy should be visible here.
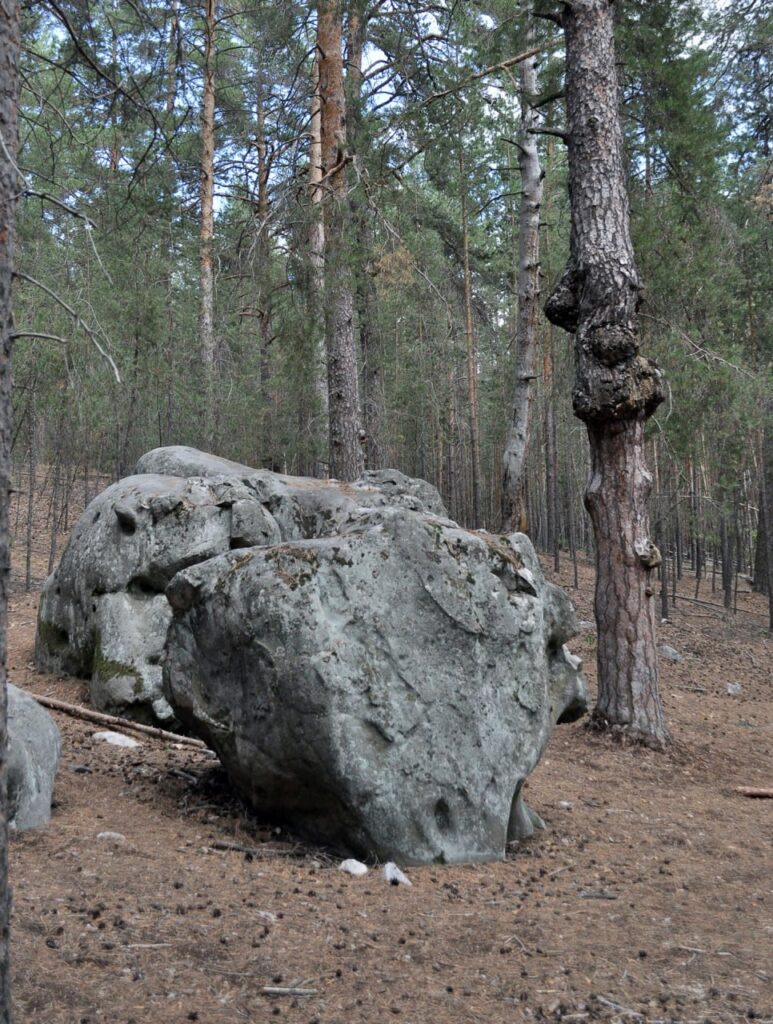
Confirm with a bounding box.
[10,0,772,602]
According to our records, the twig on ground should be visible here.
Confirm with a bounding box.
[262,986,317,997]
[595,995,644,1018]
[210,839,304,859]
[734,787,773,798]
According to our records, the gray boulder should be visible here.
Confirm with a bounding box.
[164,508,586,864]
[36,449,446,724]
[7,684,61,830]
[35,473,281,723]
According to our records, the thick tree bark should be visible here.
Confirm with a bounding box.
[199,0,217,448]
[544,0,668,746]
[502,39,542,531]
[459,148,482,529]
[317,0,364,481]
[346,8,387,470]
[0,0,17,1014]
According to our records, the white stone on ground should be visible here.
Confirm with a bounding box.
[92,730,142,748]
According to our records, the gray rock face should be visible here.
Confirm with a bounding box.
[36,449,447,724]
[164,507,586,864]
[35,473,280,723]
[136,446,448,537]
[7,684,61,830]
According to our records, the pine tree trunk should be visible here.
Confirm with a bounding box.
[317,0,363,481]
[199,0,217,449]
[0,0,18,1013]
[255,88,273,465]
[502,35,542,531]
[308,53,328,430]
[459,149,482,528]
[545,0,668,747]
[346,8,387,470]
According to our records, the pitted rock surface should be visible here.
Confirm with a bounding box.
[164,508,586,863]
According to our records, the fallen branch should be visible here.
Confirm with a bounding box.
[25,691,208,749]
[734,787,773,799]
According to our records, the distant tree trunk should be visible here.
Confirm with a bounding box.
[317,0,363,481]
[762,410,773,629]
[502,33,542,532]
[346,7,386,470]
[543,328,559,571]
[542,137,560,571]
[0,0,18,1014]
[308,53,328,428]
[720,507,734,611]
[255,86,273,464]
[199,0,217,449]
[545,0,668,747]
[458,148,482,528]
[25,385,35,591]
[162,0,180,444]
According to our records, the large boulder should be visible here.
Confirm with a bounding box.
[164,507,586,864]
[35,449,448,724]
[7,684,61,831]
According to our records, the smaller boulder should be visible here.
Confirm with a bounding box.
[658,644,683,663]
[7,684,61,831]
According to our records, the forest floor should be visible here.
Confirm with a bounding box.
[5,477,772,1024]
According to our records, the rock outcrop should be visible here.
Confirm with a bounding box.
[35,447,587,862]
[7,684,61,830]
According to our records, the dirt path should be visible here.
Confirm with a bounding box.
[6,500,772,1023]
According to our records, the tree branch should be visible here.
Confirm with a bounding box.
[22,190,96,227]
[422,40,562,107]
[11,331,67,344]
[528,126,569,143]
[532,89,564,109]
[13,272,121,382]
[534,10,563,26]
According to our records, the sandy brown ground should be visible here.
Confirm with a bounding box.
[5,479,772,1024]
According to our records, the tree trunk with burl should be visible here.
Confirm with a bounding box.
[544,0,669,747]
